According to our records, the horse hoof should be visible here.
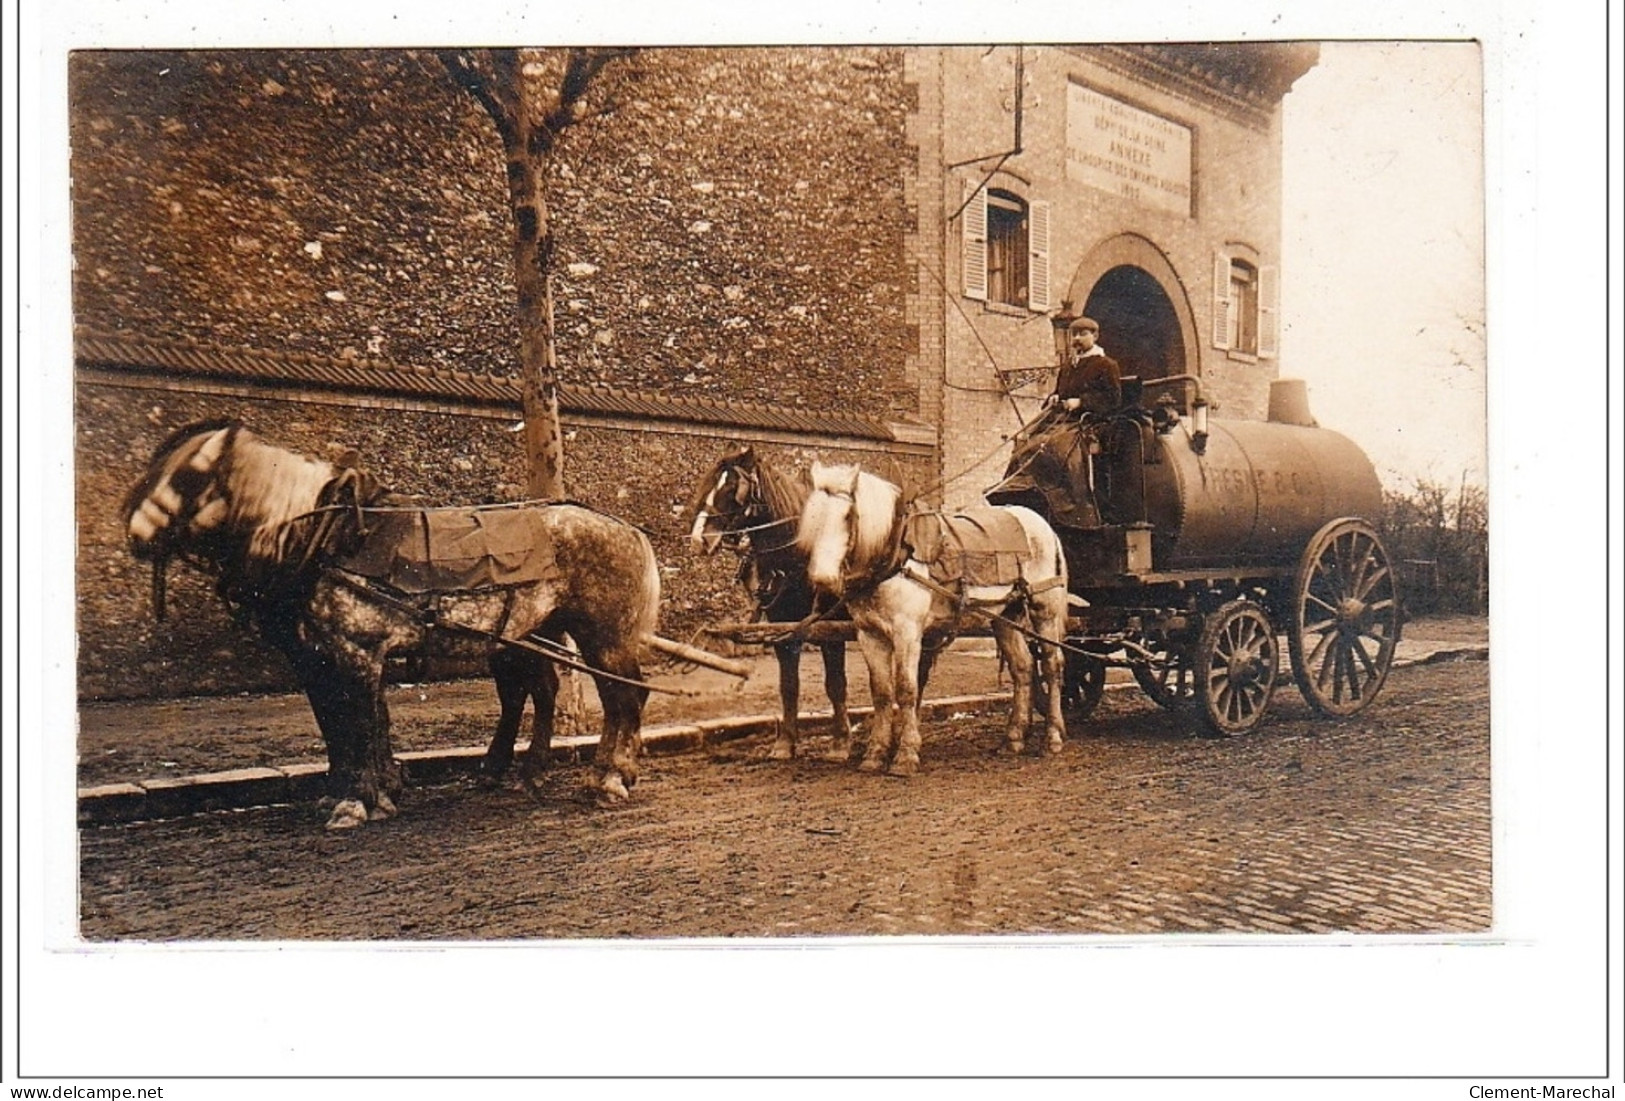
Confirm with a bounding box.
[325,798,368,830]
[886,757,918,778]
[768,738,795,761]
[596,773,631,805]
[822,742,852,763]
[1005,740,1026,756]
[1045,734,1065,755]
[858,755,887,773]
[370,793,397,821]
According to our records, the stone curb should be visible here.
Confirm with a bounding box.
[76,692,1012,826]
[76,646,1486,826]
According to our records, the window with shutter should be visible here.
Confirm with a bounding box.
[1211,252,1232,350]
[984,190,1027,306]
[1258,264,1279,359]
[1027,200,1051,312]
[1230,260,1258,355]
[962,181,988,302]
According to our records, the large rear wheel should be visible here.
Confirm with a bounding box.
[1288,519,1401,718]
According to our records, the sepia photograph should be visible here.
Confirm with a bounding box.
[71,39,1489,937]
[7,0,1617,1092]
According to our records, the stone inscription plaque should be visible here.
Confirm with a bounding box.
[1066,82,1193,217]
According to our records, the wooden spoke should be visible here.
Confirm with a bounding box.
[1288,519,1402,719]
[1132,633,1196,711]
[1061,650,1106,719]
[1193,599,1278,737]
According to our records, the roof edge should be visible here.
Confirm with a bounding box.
[75,330,917,445]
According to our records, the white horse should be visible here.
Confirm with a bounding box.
[796,461,1070,775]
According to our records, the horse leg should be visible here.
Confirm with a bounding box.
[360,675,405,821]
[481,647,524,785]
[515,652,561,787]
[888,628,926,777]
[820,641,858,763]
[918,640,941,696]
[589,648,649,804]
[854,630,897,773]
[769,640,801,760]
[297,666,363,807]
[1034,602,1069,754]
[994,620,1035,755]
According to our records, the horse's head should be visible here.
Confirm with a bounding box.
[796,461,901,597]
[688,445,761,555]
[123,421,244,565]
[123,421,350,615]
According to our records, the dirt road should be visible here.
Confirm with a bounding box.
[79,652,1490,940]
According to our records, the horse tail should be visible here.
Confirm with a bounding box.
[633,528,662,649]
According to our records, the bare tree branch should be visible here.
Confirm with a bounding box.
[436,48,518,148]
[537,48,637,152]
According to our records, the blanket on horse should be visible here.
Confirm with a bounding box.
[901,506,1032,588]
[336,506,560,594]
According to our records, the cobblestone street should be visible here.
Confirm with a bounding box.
[79,657,1490,940]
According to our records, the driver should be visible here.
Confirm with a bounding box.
[1046,316,1121,417]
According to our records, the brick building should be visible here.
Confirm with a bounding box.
[71,44,1315,698]
[906,44,1318,504]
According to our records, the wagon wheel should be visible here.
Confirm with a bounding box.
[1030,643,1105,719]
[1288,518,1402,718]
[1193,599,1279,737]
[1061,648,1106,719]
[1131,634,1196,711]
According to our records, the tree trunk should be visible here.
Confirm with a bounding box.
[506,69,565,500]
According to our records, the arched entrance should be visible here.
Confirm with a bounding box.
[1084,266,1185,381]
[1066,234,1198,383]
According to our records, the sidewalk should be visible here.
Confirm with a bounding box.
[77,616,1489,824]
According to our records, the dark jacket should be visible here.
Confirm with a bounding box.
[1054,349,1122,416]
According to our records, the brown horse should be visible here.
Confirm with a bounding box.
[688,445,854,761]
[122,420,661,827]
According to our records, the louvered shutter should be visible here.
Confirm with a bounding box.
[1026,199,1051,312]
[962,180,988,301]
[1212,252,1232,350]
[1258,263,1279,359]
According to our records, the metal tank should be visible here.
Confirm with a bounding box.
[1115,417,1383,570]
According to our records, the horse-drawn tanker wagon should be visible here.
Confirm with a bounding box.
[988,374,1400,736]
[698,375,1400,744]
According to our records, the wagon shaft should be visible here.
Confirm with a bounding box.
[644,634,752,678]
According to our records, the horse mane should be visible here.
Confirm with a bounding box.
[847,468,904,568]
[799,462,903,572]
[223,430,347,566]
[755,458,809,523]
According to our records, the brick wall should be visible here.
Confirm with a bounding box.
[70,46,928,699]
[931,46,1295,508]
[80,382,929,700]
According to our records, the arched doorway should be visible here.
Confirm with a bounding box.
[1083,266,1185,382]
[1067,234,1197,383]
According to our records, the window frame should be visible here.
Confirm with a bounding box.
[962,179,1051,313]
[1212,245,1277,361]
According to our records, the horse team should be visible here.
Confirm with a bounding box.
[123,423,1073,829]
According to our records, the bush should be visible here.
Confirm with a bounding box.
[1378,477,1488,616]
